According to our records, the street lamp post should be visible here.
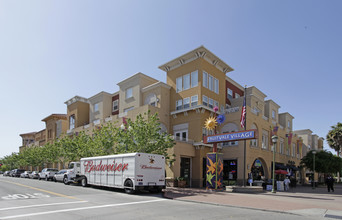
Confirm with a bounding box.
[312,150,317,189]
[271,135,278,193]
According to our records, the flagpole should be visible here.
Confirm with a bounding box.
[243,85,247,187]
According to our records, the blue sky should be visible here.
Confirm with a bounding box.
[1,0,341,158]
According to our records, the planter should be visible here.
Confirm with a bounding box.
[177,180,187,188]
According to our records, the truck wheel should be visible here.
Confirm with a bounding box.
[124,179,135,194]
[81,177,88,187]
[63,176,69,185]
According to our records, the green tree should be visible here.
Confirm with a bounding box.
[301,150,342,174]
[116,112,175,162]
[327,122,342,157]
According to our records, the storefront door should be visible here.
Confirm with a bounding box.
[180,157,191,186]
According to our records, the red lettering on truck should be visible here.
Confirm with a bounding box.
[84,160,128,173]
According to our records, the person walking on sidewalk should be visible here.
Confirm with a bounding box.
[284,177,291,191]
[325,175,335,192]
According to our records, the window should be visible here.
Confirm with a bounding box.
[126,87,133,99]
[280,138,284,154]
[176,99,183,110]
[209,98,214,109]
[208,74,213,91]
[94,103,99,112]
[272,110,276,119]
[235,93,240,98]
[183,74,190,90]
[175,130,188,141]
[191,95,198,107]
[227,88,233,99]
[214,78,219,94]
[202,95,208,106]
[262,130,268,150]
[288,120,291,129]
[69,115,75,130]
[292,143,296,157]
[191,70,198,88]
[183,97,190,109]
[48,129,52,139]
[112,100,119,111]
[203,71,208,88]
[214,100,219,109]
[250,124,258,147]
[176,77,182,93]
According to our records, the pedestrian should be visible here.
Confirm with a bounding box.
[284,176,291,191]
[325,175,335,192]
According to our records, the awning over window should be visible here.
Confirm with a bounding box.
[275,170,288,175]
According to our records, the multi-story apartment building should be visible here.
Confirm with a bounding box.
[19,46,321,187]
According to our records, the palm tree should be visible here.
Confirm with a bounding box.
[327,122,342,157]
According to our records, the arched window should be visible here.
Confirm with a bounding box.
[144,93,158,107]
[250,123,258,147]
[221,123,239,146]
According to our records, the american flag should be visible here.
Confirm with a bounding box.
[240,97,246,128]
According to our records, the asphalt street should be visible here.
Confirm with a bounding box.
[0,175,327,220]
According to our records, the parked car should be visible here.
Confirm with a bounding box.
[3,171,10,176]
[0,171,3,174]
[12,169,26,177]
[39,168,59,181]
[29,171,40,179]
[53,170,67,182]
[9,170,15,177]
[20,171,32,178]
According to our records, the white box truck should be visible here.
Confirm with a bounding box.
[64,152,165,193]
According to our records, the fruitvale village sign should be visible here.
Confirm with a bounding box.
[203,129,257,144]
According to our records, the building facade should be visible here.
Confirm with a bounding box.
[19,46,322,187]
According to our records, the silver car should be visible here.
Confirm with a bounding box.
[29,171,40,179]
[53,170,67,182]
[20,171,32,178]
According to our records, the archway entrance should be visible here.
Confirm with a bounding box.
[251,158,266,181]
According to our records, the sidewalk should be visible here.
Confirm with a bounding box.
[163,184,342,218]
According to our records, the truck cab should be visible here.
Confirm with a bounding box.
[63,162,81,185]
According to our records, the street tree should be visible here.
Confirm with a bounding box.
[327,122,342,157]
[301,150,342,174]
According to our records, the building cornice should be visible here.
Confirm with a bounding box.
[64,96,89,106]
[158,46,234,74]
[41,114,67,122]
[141,81,171,93]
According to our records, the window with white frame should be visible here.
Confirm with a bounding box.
[280,138,284,154]
[250,124,258,147]
[69,115,75,130]
[203,71,208,88]
[202,95,208,106]
[227,88,233,99]
[126,87,133,99]
[191,95,198,107]
[176,77,182,93]
[272,110,276,119]
[94,103,99,112]
[176,99,183,110]
[174,130,188,141]
[209,98,214,109]
[208,74,213,91]
[288,120,291,129]
[112,100,118,112]
[292,143,296,157]
[183,74,190,90]
[214,78,219,94]
[214,100,219,109]
[183,97,190,109]
[262,130,268,150]
[191,70,198,88]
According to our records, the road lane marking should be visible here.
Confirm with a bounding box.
[0,199,166,219]
[0,179,83,201]
[0,201,88,211]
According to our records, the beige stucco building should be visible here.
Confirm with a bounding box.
[19,46,323,187]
